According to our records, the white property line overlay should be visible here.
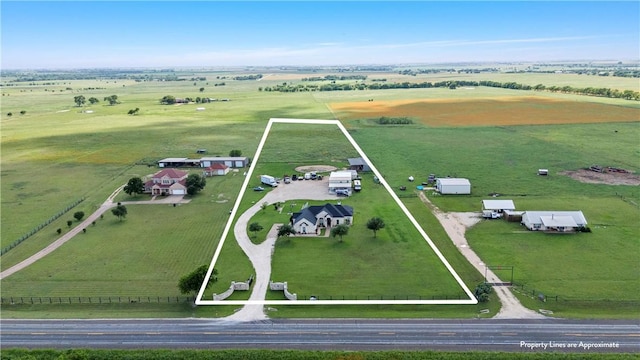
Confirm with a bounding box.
[196,118,477,305]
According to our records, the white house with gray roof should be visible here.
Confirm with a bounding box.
[521,211,587,232]
[291,203,354,234]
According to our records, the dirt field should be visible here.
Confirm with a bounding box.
[294,165,338,173]
[331,96,640,126]
[560,169,640,186]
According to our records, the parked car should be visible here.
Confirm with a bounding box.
[335,189,350,197]
[292,174,298,181]
[253,186,265,191]
[283,176,291,184]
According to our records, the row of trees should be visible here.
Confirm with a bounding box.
[159,95,219,104]
[260,80,640,100]
[73,95,119,107]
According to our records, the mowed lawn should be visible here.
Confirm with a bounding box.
[209,122,468,300]
[347,117,639,317]
[0,176,239,297]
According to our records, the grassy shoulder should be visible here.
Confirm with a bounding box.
[2,349,635,360]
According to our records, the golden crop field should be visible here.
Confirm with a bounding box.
[331,96,640,126]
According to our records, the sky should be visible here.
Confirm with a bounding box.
[1,1,639,69]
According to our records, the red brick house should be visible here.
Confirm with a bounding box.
[144,169,188,195]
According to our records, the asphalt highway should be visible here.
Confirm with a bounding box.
[1,318,639,352]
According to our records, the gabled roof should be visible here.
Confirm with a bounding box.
[293,208,319,225]
[206,163,229,170]
[540,215,578,227]
[153,168,188,179]
[522,211,587,226]
[482,199,516,210]
[292,203,354,225]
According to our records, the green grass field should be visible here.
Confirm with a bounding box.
[1,68,638,318]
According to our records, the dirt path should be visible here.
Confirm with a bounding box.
[0,186,190,280]
[417,192,546,319]
[222,179,340,321]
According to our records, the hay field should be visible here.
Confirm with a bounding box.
[331,96,640,126]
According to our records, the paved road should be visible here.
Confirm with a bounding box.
[1,319,638,352]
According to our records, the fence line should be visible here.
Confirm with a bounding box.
[1,198,85,256]
[288,294,467,301]
[1,296,195,305]
[511,283,639,304]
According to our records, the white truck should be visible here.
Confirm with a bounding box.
[260,175,278,187]
[353,179,362,192]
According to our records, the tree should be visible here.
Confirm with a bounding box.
[67,220,73,228]
[74,95,86,107]
[111,204,128,221]
[123,177,145,196]
[366,217,385,238]
[261,202,268,211]
[127,107,140,115]
[57,228,62,235]
[277,224,296,239]
[199,87,205,92]
[73,211,85,221]
[20,110,26,115]
[331,224,349,242]
[7,112,12,117]
[178,264,217,295]
[88,97,99,105]
[474,282,493,302]
[229,149,242,157]
[104,95,119,105]
[160,95,176,105]
[249,222,263,238]
[186,173,206,195]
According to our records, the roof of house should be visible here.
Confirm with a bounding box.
[293,203,354,225]
[522,211,587,225]
[540,215,578,227]
[482,199,516,210]
[437,178,471,186]
[153,168,188,179]
[206,163,229,170]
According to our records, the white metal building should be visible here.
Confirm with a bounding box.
[436,178,471,194]
[482,199,516,212]
[328,171,352,193]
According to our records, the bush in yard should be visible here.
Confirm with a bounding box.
[474,282,493,302]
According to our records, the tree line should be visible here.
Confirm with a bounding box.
[260,80,640,100]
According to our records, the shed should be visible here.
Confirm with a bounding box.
[503,210,524,222]
[436,178,471,195]
[200,156,248,168]
[348,157,371,172]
